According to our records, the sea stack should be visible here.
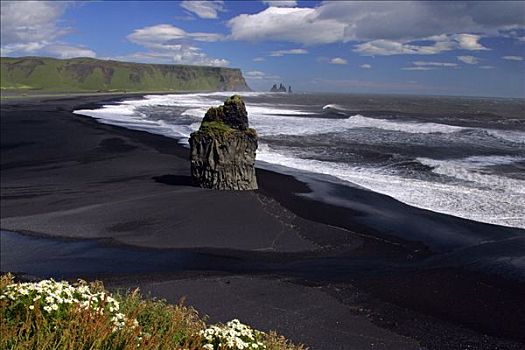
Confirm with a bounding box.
[189,95,258,190]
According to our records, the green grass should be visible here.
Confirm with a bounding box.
[1,274,305,350]
[200,120,234,134]
[1,56,249,93]
[196,121,257,140]
[225,95,244,104]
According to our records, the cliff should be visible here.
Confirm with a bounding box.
[189,95,258,190]
[0,56,250,93]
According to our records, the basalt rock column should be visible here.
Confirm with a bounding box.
[189,95,258,190]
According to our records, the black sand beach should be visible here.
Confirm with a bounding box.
[1,95,524,349]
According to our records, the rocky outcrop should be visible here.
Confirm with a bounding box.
[189,95,258,190]
[269,83,292,93]
[270,83,287,92]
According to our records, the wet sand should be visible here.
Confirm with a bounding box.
[1,95,524,349]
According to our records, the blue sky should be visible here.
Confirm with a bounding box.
[1,1,524,97]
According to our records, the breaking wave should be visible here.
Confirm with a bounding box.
[74,92,525,229]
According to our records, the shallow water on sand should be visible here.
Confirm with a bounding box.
[2,230,524,282]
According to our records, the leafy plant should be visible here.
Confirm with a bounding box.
[1,274,306,350]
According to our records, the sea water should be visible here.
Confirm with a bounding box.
[74,92,525,229]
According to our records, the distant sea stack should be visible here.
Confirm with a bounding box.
[270,83,292,93]
[189,95,258,190]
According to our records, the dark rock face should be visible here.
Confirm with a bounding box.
[189,95,258,190]
[270,83,287,93]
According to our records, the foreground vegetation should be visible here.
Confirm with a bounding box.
[0,274,305,350]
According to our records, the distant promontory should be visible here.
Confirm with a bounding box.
[0,56,250,94]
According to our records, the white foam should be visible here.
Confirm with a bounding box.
[76,94,466,141]
[250,113,464,136]
[485,129,525,144]
[73,93,525,229]
[258,145,525,229]
[74,92,268,142]
[322,104,347,111]
[419,156,525,196]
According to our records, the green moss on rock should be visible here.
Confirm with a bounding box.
[199,120,234,136]
[189,95,258,190]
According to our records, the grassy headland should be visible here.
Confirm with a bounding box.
[0,56,250,95]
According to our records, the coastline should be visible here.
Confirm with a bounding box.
[1,94,524,349]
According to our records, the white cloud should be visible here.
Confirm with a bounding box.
[262,1,297,7]
[128,24,222,46]
[110,47,229,67]
[354,34,489,56]
[1,42,49,55]
[402,67,435,71]
[479,65,495,69]
[457,55,479,64]
[502,55,523,61]
[270,48,308,56]
[128,24,186,44]
[244,70,280,80]
[329,57,347,65]
[0,1,96,59]
[180,1,224,19]
[413,61,458,67]
[228,7,345,45]
[243,69,282,91]
[318,1,524,42]
[402,61,458,70]
[354,39,455,56]
[227,1,523,55]
[245,71,266,78]
[360,64,372,69]
[126,24,228,66]
[454,34,488,51]
[45,45,96,59]
[1,1,69,46]
[253,57,265,62]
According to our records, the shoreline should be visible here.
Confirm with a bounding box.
[2,94,524,349]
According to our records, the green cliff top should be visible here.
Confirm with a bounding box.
[1,56,250,94]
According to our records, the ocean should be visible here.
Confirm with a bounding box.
[74,92,525,229]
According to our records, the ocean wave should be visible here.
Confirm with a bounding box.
[250,113,466,136]
[74,94,481,137]
[322,104,347,111]
[418,156,525,194]
[73,93,525,229]
[258,144,525,229]
[485,129,525,145]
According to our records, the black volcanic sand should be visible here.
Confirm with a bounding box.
[1,95,525,350]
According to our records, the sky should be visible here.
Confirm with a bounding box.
[1,0,524,97]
